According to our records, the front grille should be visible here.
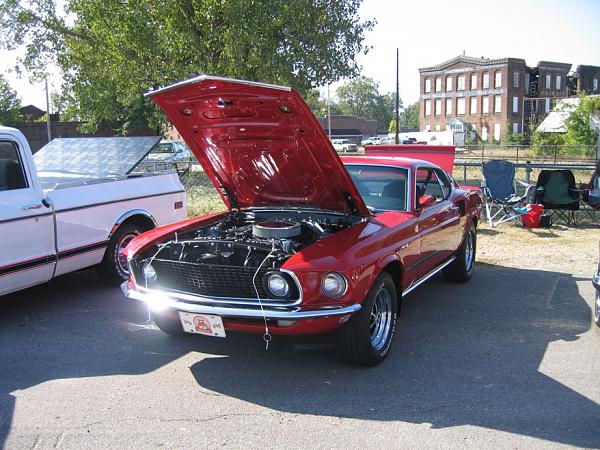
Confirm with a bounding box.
[146,259,296,300]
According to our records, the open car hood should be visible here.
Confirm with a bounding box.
[34,136,162,177]
[146,76,369,216]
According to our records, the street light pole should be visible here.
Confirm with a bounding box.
[395,48,400,144]
[327,84,331,139]
[45,78,52,142]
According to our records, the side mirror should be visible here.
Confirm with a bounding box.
[418,194,435,207]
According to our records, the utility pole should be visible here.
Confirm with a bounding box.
[45,78,52,142]
[395,48,400,144]
[327,84,331,139]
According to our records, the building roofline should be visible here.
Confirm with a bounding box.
[419,55,526,73]
[537,61,572,69]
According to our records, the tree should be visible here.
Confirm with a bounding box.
[389,101,419,132]
[0,74,22,124]
[336,77,396,130]
[564,93,600,146]
[0,0,374,133]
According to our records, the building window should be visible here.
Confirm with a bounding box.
[457,75,466,91]
[556,75,562,90]
[470,97,477,114]
[435,124,441,131]
[512,122,519,134]
[457,98,466,115]
[482,96,490,113]
[471,74,477,90]
[446,98,453,115]
[425,124,431,131]
[594,78,599,92]
[513,72,519,88]
[482,72,489,89]
[545,74,551,89]
[545,98,551,113]
[513,96,519,113]
[446,76,453,91]
[435,77,441,92]
[494,95,502,113]
[482,126,488,141]
[425,78,431,93]
[494,72,502,88]
[494,123,501,140]
[435,99,442,116]
[425,100,431,116]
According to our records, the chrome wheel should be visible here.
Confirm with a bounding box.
[370,283,394,351]
[465,229,475,272]
[594,292,600,325]
[116,232,137,276]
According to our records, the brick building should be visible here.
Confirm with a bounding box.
[419,55,573,141]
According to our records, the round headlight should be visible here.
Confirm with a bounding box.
[267,273,289,298]
[142,262,157,284]
[321,272,347,298]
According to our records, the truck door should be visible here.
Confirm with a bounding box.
[0,137,55,295]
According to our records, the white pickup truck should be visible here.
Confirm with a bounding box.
[0,126,187,296]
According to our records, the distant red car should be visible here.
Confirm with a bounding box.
[122,76,482,366]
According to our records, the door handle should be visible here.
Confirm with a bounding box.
[22,203,44,211]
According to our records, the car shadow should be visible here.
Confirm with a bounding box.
[1,264,598,447]
[187,264,600,447]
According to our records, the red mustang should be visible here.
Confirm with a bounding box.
[122,76,482,366]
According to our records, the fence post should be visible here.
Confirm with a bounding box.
[463,164,467,185]
[525,160,531,185]
[516,145,519,164]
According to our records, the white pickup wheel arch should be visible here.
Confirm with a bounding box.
[109,209,157,239]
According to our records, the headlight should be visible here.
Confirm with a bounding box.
[321,272,347,298]
[266,273,289,298]
[142,262,157,284]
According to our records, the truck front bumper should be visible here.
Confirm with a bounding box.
[121,282,361,320]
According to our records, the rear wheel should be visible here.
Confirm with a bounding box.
[443,222,476,283]
[151,311,187,336]
[97,223,142,286]
[336,272,397,366]
[594,291,600,328]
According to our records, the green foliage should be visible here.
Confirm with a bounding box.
[336,76,397,130]
[0,74,22,124]
[389,101,418,132]
[1,0,374,133]
[502,120,525,145]
[564,93,600,146]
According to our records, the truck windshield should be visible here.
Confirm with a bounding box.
[344,165,409,212]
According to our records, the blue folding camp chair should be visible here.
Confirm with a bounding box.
[481,160,534,228]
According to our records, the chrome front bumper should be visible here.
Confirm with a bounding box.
[121,282,361,320]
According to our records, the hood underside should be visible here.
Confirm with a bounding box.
[146,76,369,216]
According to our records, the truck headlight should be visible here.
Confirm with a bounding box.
[266,273,289,298]
[321,272,347,298]
[142,262,157,284]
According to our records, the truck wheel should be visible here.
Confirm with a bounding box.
[335,272,397,366]
[443,222,476,283]
[151,311,187,336]
[97,223,142,286]
[594,291,600,328]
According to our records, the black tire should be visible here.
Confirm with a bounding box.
[335,272,398,367]
[151,311,187,336]
[97,223,143,286]
[594,291,600,328]
[443,222,476,283]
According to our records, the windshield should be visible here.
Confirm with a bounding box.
[344,164,409,212]
[153,143,176,153]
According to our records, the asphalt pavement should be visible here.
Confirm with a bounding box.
[1,262,599,449]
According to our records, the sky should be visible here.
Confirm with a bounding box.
[2,0,600,110]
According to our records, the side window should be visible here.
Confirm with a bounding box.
[0,141,28,192]
[415,168,448,204]
[435,169,452,199]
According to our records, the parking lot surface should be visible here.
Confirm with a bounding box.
[1,249,599,449]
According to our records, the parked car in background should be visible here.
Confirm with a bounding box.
[141,140,194,174]
[331,138,358,152]
[0,128,187,296]
[122,76,483,366]
[361,136,384,146]
[593,242,600,327]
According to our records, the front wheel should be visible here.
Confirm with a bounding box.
[336,272,398,366]
[594,291,600,328]
[97,223,142,286]
[443,222,476,283]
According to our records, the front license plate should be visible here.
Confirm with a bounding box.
[178,312,226,338]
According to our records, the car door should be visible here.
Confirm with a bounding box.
[0,137,55,295]
[414,167,461,276]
